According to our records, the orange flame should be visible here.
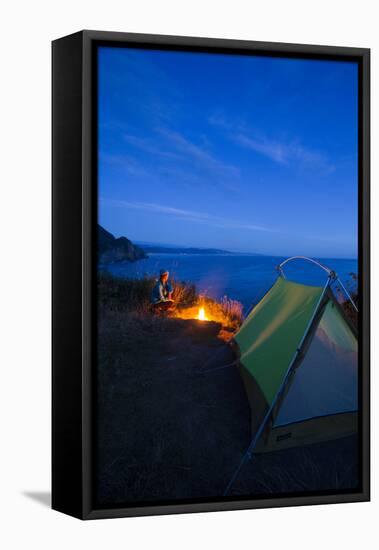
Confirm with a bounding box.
[198,307,208,321]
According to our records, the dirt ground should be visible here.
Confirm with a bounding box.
[96,309,359,506]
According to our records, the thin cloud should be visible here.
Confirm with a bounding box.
[235,134,289,164]
[158,128,240,180]
[123,134,182,160]
[208,113,231,129]
[122,130,240,192]
[101,198,275,233]
[235,133,335,172]
[210,114,335,172]
[99,152,148,177]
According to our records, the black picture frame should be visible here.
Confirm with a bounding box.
[52,30,370,520]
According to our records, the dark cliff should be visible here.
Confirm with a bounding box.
[98,225,148,263]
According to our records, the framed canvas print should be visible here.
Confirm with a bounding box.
[52,30,370,519]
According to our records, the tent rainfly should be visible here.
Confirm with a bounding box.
[231,256,358,463]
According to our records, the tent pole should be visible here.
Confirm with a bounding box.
[278,256,333,277]
[223,275,332,497]
[335,277,358,312]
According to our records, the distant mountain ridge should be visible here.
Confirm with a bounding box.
[98,227,260,261]
[98,225,148,263]
[137,243,235,255]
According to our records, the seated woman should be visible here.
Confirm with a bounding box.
[151,269,176,312]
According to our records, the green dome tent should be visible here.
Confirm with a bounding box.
[225,257,358,494]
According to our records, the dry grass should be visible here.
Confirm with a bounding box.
[97,300,250,504]
[98,272,154,313]
[230,436,359,496]
[98,272,197,314]
[218,296,244,328]
[170,278,197,307]
[98,271,243,332]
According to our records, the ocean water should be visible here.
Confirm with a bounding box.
[102,254,358,311]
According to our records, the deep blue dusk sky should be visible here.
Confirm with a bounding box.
[98,47,358,258]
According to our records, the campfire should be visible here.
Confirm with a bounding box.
[173,299,240,342]
[174,303,211,323]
